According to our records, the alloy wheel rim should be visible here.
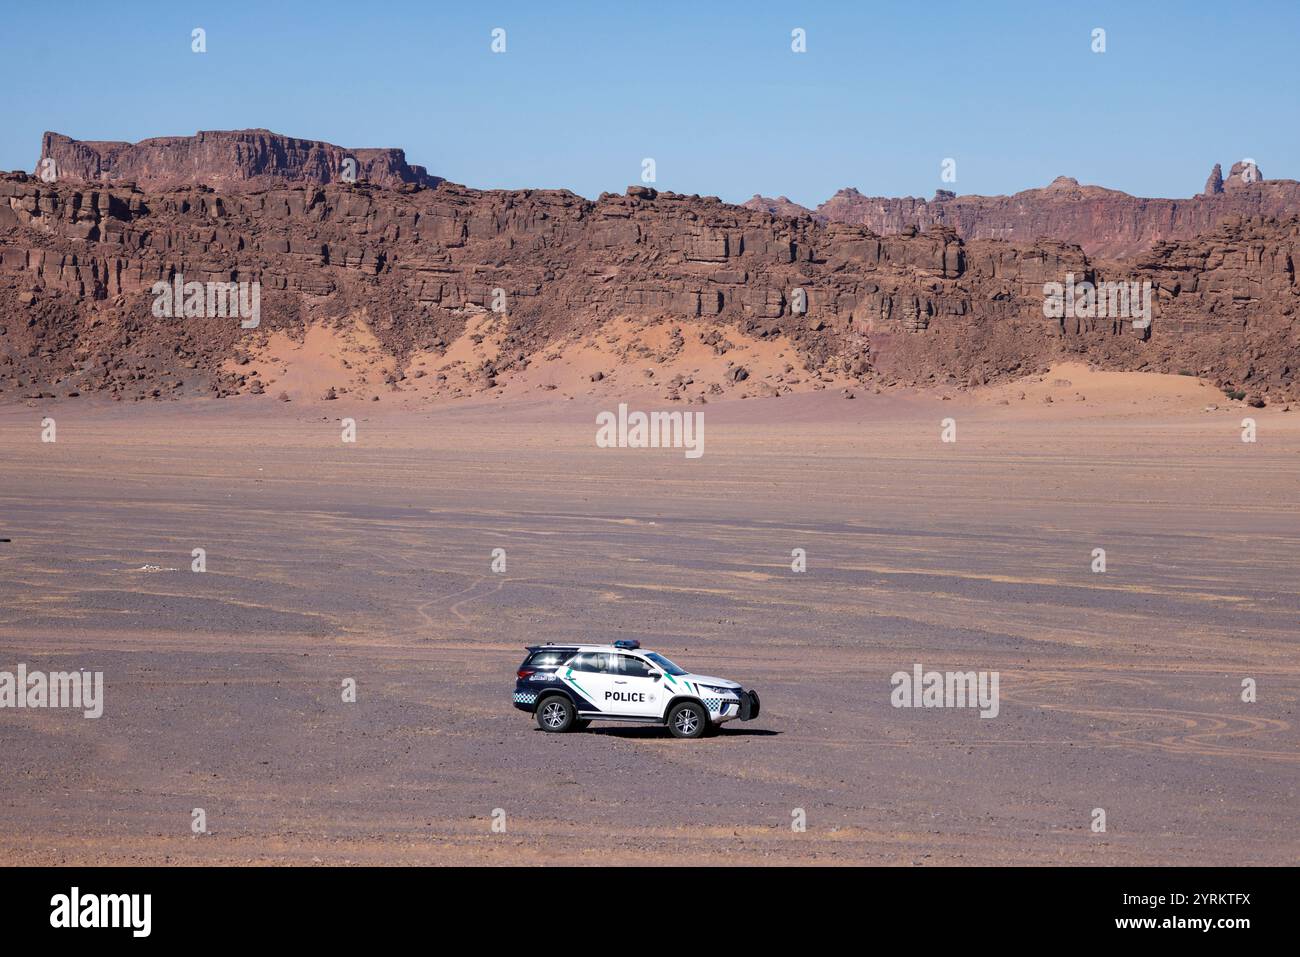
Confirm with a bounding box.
[544,703,565,727]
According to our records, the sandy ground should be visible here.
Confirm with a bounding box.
[224,312,860,405]
[0,370,1297,865]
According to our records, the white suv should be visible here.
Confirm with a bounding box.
[513,640,761,739]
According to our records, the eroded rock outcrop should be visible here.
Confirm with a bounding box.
[742,195,820,220]
[38,130,442,193]
[811,164,1300,259]
[1,133,1298,404]
[1204,164,1225,196]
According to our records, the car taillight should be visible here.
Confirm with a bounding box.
[517,668,535,679]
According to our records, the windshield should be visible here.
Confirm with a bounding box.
[644,652,687,676]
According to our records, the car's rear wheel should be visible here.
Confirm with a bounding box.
[667,701,707,739]
[536,695,575,732]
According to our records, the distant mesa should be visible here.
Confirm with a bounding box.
[37,129,443,193]
[797,163,1296,258]
[743,194,819,219]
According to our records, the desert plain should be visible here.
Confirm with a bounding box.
[0,366,1297,866]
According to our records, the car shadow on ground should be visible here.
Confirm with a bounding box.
[576,726,781,738]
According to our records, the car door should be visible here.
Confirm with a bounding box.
[605,653,662,717]
[561,652,610,714]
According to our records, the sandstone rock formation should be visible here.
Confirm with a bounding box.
[742,195,820,220]
[1225,160,1262,190]
[809,164,1300,259]
[38,130,442,193]
[2,131,1298,405]
[1204,164,1225,196]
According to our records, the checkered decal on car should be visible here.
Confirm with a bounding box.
[704,697,723,712]
[514,692,537,705]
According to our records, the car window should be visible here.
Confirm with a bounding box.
[567,652,604,673]
[615,655,652,677]
[567,652,655,675]
[525,650,572,669]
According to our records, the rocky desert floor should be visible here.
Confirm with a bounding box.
[0,368,1297,865]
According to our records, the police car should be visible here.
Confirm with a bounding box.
[513,640,761,738]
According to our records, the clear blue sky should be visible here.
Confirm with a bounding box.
[1,0,1295,206]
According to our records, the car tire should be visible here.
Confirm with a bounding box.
[667,701,708,739]
[535,695,575,733]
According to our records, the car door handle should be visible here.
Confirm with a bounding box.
[614,680,627,684]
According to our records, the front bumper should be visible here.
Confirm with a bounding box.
[707,689,760,723]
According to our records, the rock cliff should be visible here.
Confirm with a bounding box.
[2,133,1298,405]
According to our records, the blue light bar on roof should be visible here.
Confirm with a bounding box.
[613,639,640,650]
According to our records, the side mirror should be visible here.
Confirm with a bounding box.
[649,671,662,682]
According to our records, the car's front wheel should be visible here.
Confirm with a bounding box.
[667,701,708,739]
[536,695,575,732]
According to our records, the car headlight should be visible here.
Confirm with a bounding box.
[700,684,738,696]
